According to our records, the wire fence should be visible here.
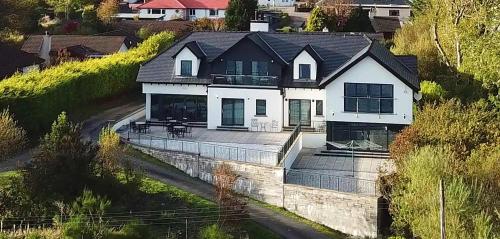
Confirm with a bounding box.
[285,169,377,196]
[125,132,281,166]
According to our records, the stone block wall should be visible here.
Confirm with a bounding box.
[136,146,378,238]
[284,184,378,238]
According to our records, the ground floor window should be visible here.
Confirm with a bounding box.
[289,99,311,126]
[151,94,207,122]
[222,98,244,126]
[326,121,405,151]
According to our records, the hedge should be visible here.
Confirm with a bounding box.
[0,32,175,138]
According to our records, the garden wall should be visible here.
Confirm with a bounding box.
[134,146,379,238]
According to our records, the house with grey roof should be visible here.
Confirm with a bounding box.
[136,23,419,151]
[318,0,412,20]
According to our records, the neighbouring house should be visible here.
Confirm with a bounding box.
[116,0,228,21]
[258,0,296,7]
[0,44,45,79]
[317,0,412,20]
[111,19,193,38]
[136,21,419,151]
[370,16,403,40]
[21,34,138,66]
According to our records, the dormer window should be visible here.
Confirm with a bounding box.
[299,64,311,79]
[180,60,192,76]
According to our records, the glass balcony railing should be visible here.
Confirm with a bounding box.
[211,74,279,86]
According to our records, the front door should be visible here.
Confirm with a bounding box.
[289,99,311,126]
[222,98,244,126]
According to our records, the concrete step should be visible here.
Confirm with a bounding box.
[315,150,390,160]
[216,126,249,131]
[185,122,207,128]
[282,126,316,132]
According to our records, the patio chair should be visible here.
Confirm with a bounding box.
[129,122,138,133]
[145,120,151,133]
[271,120,279,132]
[185,125,192,137]
[251,118,259,131]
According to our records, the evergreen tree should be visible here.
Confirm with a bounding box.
[342,7,374,32]
[225,0,257,31]
[305,7,327,32]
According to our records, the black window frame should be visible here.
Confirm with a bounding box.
[389,10,400,16]
[180,60,192,76]
[189,9,196,16]
[344,83,394,114]
[298,64,311,79]
[256,99,266,116]
[209,9,218,16]
[151,9,162,14]
[315,100,323,116]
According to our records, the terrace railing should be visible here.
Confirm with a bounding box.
[126,133,280,166]
[212,74,279,86]
[285,169,377,196]
[278,123,301,163]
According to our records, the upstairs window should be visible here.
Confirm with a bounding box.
[389,10,400,16]
[344,83,394,113]
[251,61,268,76]
[180,60,192,76]
[299,64,311,79]
[256,99,266,116]
[226,60,243,75]
[209,9,218,16]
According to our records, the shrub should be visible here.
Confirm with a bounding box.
[0,109,27,160]
[199,224,234,239]
[420,80,447,101]
[97,126,122,175]
[0,32,175,138]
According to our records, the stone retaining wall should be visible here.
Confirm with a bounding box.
[135,146,378,238]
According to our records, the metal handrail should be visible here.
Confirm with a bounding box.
[278,123,301,163]
[126,131,280,166]
[211,74,279,86]
[285,168,377,195]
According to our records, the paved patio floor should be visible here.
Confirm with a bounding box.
[122,125,291,152]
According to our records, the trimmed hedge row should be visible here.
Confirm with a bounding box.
[0,32,175,138]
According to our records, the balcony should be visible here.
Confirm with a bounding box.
[211,74,279,86]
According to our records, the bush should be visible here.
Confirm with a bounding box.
[0,32,175,138]
[0,109,27,160]
[199,224,234,239]
[420,81,447,102]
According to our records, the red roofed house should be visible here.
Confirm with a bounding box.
[121,0,228,21]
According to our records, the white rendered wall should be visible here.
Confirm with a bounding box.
[368,7,411,19]
[324,56,413,125]
[302,133,326,148]
[250,22,270,32]
[207,87,283,130]
[258,0,295,7]
[174,47,201,76]
[190,9,225,19]
[283,88,326,127]
[118,43,128,52]
[142,83,207,95]
[138,9,185,20]
[293,50,317,80]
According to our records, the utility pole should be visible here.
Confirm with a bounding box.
[440,178,446,239]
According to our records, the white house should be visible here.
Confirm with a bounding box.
[119,0,228,20]
[258,0,295,7]
[317,0,412,20]
[136,23,419,151]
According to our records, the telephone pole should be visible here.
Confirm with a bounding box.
[440,178,446,239]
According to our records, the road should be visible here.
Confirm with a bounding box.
[0,101,336,239]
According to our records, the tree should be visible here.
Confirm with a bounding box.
[225,0,257,31]
[305,7,328,32]
[213,163,247,226]
[97,126,121,176]
[321,0,354,30]
[97,0,118,24]
[46,0,88,20]
[342,7,374,32]
[0,109,27,160]
[0,0,41,32]
[22,112,98,202]
[194,18,226,31]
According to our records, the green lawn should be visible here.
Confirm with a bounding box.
[0,171,19,187]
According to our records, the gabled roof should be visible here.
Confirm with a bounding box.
[21,35,137,55]
[292,44,325,63]
[137,31,419,90]
[370,16,402,33]
[172,41,206,58]
[137,0,228,9]
[319,40,419,90]
[0,44,44,79]
[395,55,417,74]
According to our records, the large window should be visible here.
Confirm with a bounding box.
[226,60,243,75]
[209,9,218,16]
[251,61,268,76]
[389,10,400,16]
[299,64,311,79]
[189,9,196,16]
[151,95,207,122]
[315,100,323,116]
[256,99,266,116]
[344,83,394,113]
[180,60,192,76]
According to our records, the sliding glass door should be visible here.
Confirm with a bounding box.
[289,99,311,126]
[222,98,244,126]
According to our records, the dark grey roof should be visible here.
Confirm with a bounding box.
[137,31,419,90]
[396,55,417,73]
[370,16,402,33]
[0,44,44,79]
[172,41,206,59]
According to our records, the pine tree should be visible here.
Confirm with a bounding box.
[225,0,257,31]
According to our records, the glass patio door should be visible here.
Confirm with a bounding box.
[289,99,311,126]
[222,98,244,126]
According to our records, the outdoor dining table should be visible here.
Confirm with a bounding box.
[172,125,186,137]
[135,122,147,133]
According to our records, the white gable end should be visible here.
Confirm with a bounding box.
[293,50,317,80]
[174,47,200,76]
[325,56,414,125]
